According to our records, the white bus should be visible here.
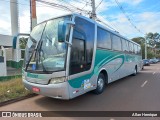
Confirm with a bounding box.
[22,13,143,99]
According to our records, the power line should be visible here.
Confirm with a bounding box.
[36,0,74,12]
[72,0,88,5]
[80,0,91,14]
[1,0,91,17]
[3,0,138,37]
[36,0,90,15]
[60,0,90,14]
[114,0,144,35]
[81,3,88,10]
[80,0,91,4]
[96,0,103,9]
[0,0,57,8]
[37,2,72,12]
[98,15,129,36]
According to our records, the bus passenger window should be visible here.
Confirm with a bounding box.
[137,46,141,55]
[112,35,122,51]
[97,27,111,49]
[129,42,133,54]
[122,39,129,53]
[134,44,138,54]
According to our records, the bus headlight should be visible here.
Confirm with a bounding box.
[49,77,66,84]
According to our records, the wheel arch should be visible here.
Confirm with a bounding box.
[99,68,108,84]
[135,64,138,71]
[135,64,137,69]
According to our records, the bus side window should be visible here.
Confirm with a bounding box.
[133,44,135,54]
[112,34,122,51]
[122,39,129,53]
[134,44,138,54]
[126,40,129,53]
[138,46,141,55]
[129,42,133,54]
[97,27,111,49]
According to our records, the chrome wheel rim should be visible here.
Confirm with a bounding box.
[98,78,104,91]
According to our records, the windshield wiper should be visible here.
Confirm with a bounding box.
[25,37,37,71]
[37,40,49,73]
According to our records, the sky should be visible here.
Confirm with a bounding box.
[0,0,160,39]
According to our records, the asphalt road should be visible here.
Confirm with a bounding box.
[1,63,160,120]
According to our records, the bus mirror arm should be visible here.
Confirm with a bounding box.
[65,41,72,47]
[65,21,75,25]
[63,21,74,46]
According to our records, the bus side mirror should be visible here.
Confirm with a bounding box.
[58,21,75,43]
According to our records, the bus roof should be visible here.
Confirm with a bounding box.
[72,13,140,46]
[35,13,140,46]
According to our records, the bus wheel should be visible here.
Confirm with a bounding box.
[132,66,137,76]
[93,73,105,94]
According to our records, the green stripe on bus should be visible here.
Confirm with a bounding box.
[68,49,125,88]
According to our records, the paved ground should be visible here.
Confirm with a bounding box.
[1,63,160,120]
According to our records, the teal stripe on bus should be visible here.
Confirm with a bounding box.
[68,49,125,88]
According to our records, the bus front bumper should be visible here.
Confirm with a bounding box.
[23,79,70,100]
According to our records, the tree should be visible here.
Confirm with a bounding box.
[132,37,145,44]
[19,37,28,49]
[145,32,160,48]
[132,37,145,59]
[132,37,156,59]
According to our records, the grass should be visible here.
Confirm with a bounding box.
[0,75,22,82]
[0,78,32,102]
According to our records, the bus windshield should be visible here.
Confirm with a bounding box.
[24,16,71,73]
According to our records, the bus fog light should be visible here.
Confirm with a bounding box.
[22,75,26,81]
[49,77,65,84]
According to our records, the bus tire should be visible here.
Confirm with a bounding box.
[132,66,137,76]
[93,73,105,94]
[142,66,144,70]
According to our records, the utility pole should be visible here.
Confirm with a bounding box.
[10,0,19,36]
[30,0,32,31]
[145,37,147,59]
[30,0,37,30]
[91,0,96,20]
[10,0,20,69]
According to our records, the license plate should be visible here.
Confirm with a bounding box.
[32,87,40,92]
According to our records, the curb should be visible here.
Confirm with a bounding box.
[0,94,38,107]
